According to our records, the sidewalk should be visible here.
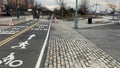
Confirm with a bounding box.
[63,18,115,29]
[44,20,120,68]
[64,15,120,29]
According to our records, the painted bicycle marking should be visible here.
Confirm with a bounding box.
[11,34,36,49]
[0,52,23,67]
[11,41,29,49]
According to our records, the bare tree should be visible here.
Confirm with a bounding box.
[31,0,42,19]
[79,0,90,15]
[56,0,67,18]
[107,3,117,20]
[56,0,67,8]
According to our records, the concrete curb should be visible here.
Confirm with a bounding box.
[0,15,33,26]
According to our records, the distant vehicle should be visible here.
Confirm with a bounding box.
[0,0,33,15]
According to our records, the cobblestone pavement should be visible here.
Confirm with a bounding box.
[44,21,120,68]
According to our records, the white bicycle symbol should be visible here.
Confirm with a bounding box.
[11,41,29,49]
[0,52,23,67]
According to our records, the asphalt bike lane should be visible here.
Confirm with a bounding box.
[0,20,50,68]
[0,20,37,41]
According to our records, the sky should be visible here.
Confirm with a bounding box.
[36,0,120,11]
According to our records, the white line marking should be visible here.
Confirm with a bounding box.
[35,20,51,68]
[0,31,18,34]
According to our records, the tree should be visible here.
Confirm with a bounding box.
[107,3,117,20]
[66,7,75,17]
[54,8,60,18]
[31,0,42,19]
[56,0,67,9]
[79,0,90,15]
[56,0,67,18]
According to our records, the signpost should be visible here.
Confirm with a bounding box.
[74,0,78,29]
[16,0,19,18]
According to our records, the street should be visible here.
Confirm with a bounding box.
[1,0,120,67]
[76,23,120,62]
[0,19,50,68]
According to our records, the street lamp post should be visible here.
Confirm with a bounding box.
[16,0,19,18]
[61,1,64,19]
[74,0,78,29]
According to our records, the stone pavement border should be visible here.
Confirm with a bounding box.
[44,20,120,68]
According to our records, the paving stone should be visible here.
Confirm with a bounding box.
[43,21,120,68]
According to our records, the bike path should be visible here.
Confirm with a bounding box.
[0,20,37,42]
[0,20,50,68]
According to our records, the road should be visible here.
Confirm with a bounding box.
[76,23,120,62]
[0,19,50,68]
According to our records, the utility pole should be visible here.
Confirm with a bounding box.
[16,0,19,18]
[61,1,64,19]
[74,0,78,29]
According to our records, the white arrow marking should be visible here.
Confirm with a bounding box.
[28,34,36,40]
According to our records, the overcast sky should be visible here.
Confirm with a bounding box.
[36,0,120,11]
